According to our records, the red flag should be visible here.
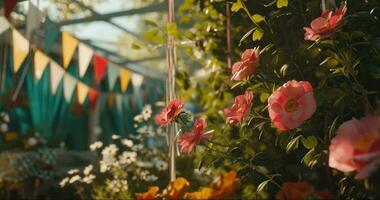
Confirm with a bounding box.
[93,54,107,84]
[5,0,19,18]
[88,88,100,110]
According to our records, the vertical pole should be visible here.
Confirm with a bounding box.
[167,0,176,182]
[226,0,232,69]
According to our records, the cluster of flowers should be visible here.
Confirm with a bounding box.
[60,104,170,197]
[226,1,380,180]
[135,171,240,200]
[155,100,212,153]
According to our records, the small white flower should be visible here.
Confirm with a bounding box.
[122,139,134,147]
[27,137,38,146]
[82,174,95,184]
[69,175,81,184]
[132,144,143,151]
[0,123,8,132]
[145,174,158,182]
[89,141,103,151]
[141,104,152,120]
[101,144,118,157]
[136,161,154,168]
[134,114,144,122]
[68,169,79,175]
[3,114,9,123]
[83,164,93,175]
[112,134,121,140]
[119,151,137,165]
[155,160,168,171]
[59,177,69,187]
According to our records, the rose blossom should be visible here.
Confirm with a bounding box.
[231,48,260,81]
[155,99,184,127]
[329,115,380,179]
[268,80,316,131]
[304,2,347,41]
[177,118,211,153]
[224,91,253,124]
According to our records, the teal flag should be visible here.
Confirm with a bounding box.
[107,63,119,90]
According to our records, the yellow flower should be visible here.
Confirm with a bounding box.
[186,187,213,200]
[162,177,190,199]
[136,186,159,200]
[211,171,240,199]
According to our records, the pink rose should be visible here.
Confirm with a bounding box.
[329,116,380,179]
[268,80,316,131]
[224,91,253,124]
[231,48,260,81]
[177,118,210,153]
[304,3,347,41]
[155,99,184,127]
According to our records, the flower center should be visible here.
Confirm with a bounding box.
[355,132,377,152]
[285,99,298,112]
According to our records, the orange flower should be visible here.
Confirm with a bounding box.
[162,177,190,199]
[3,132,17,141]
[186,187,213,200]
[211,171,240,198]
[136,186,159,200]
[276,181,332,200]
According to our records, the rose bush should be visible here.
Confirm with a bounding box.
[173,0,380,199]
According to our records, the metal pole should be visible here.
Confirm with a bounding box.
[167,0,176,182]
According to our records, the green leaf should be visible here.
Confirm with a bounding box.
[167,23,178,37]
[302,148,316,166]
[286,135,302,153]
[301,136,317,149]
[144,19,158,27]
[231,0,243,12]
[131,43,141,49]
[259,93,269,103]
[239,28,255,46]
[277,0,288,8]
[256,180,271,193]
[252,14,265,23]
[252,29,264,41]
[369,64,380,79]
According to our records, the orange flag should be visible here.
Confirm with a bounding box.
[12,30,29,73]
[120,68,131,93]
[76,82,89,105]
[62,32,79,69]
[34,50,49,80]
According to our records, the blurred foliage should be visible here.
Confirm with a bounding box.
[168,0,380,199]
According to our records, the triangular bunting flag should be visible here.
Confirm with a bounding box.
[0,17,10,35]
[34,50,50,80]
[26,2,44,38]
[88,88,100,110]
[107,63,120,90]
[63,74,77,103]
[5,0,19,18]
[62,32,79,69]
[93,54,108,84]
[78,43,94,77]
[77,82,89,105]
[12,30,30,73]
[50,61,64,95]
[107,93,115,109]
[131,73,144,88]
[115,94,123,112]
[120,69,131,93]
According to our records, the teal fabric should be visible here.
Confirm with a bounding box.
[0,44,164,150]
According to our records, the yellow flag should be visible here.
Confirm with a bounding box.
[77,81,89,105]
[120,68,131,93]
[12,30,30,73]
[34,50,50,80]
[62,32,79,69]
